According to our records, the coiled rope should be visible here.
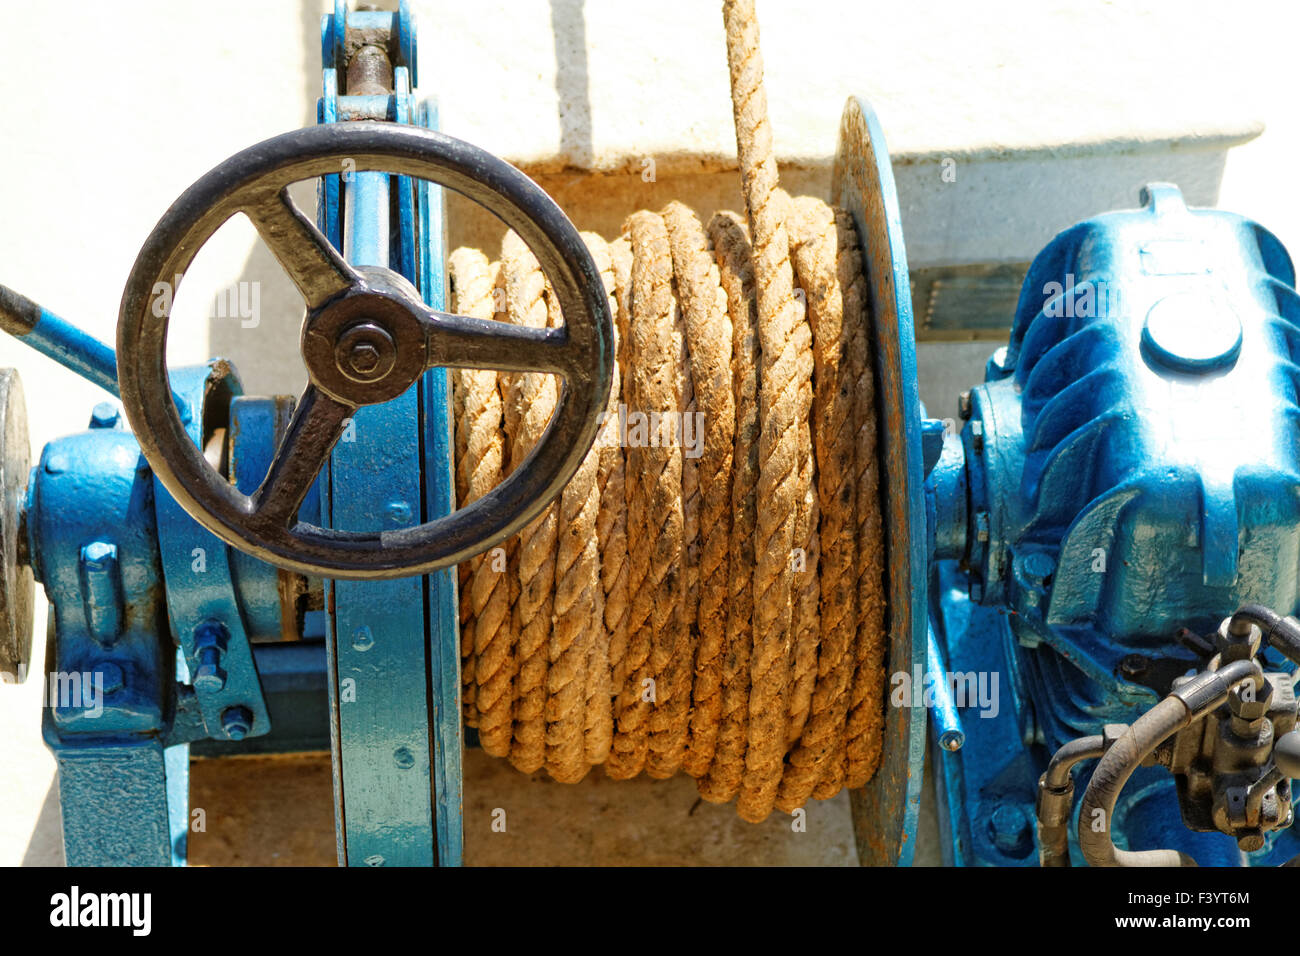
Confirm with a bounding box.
[451,0,886,821]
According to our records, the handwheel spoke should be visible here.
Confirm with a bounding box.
[421,308,576,376]
[247,189,358,309]
[252,385,355,526]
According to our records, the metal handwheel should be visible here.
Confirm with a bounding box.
[117,121,613,579]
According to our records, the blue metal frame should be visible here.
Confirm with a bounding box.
[415,96,464,867]
[317,0,461,867]
[33,361,273,865]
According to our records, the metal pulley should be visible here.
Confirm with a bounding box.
[0,367,32,682]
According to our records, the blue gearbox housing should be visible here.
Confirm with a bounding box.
[932,183,1300,866]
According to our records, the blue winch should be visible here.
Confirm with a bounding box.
[2,1,1298,867]
[929,182,1300,866]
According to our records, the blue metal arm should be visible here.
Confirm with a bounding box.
[0,284,120,398]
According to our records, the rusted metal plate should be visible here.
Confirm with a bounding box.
[832,95,928,865]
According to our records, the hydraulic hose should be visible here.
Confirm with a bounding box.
[1230,604,1300,666]
[1078,658,1263,867]
[1036,734,1105,867]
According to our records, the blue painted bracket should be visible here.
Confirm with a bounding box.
[32,359,266,866]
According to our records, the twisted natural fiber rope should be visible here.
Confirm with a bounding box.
[608,211,687,780]
[696,210,758,803]
[723,1,814,824]
[777,198,859,810]
[584,234,621,767]
[501,232,558,774]
[838,206,888,792]
[451,0,887,820]
[665,201,735,780]
[449,249,506,729]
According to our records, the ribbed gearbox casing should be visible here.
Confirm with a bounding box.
[968,183,1300,668]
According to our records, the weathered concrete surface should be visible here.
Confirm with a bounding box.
[184,750,868,866]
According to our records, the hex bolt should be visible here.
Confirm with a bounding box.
[988,804,1032,856]
[350,343,381,373]
[1216,617,1260,662]
[1229,678,1272,722]
[220,705,254,741]
[193,647,228,692]
[89,402,120,429]
[335,322,397,383]
[78,541,123,645]
[192,620,230,693]
[1119,654,1149,681]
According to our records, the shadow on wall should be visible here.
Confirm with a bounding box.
[206,0,606,400]
[207,0,342,400]
[22,779,64,866]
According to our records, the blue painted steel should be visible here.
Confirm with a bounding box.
[399,0,418,88]
[18,306,120,398]
[153,365,269,747]
[316,61,341,251]
[933,183,1300,866]
[33,408,175,864]
[416,95,463,866]
[191,639,330,756]
[30,3,1300,872]
[317,1,458,866]
[324,0,416,85]
[11,301,185,412]
[925,623,965,752]
[32,359,273,865]
[23,0,450,868]
[165,650,191,868]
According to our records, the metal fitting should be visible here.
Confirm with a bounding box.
[77,541,122,645]
[220,705,253,740]
[192,620,230,693]
[988,803,1033,856]
[1216,616,1260,663]
[88,402,119,429]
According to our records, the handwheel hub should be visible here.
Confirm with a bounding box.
[301,266,428,405]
